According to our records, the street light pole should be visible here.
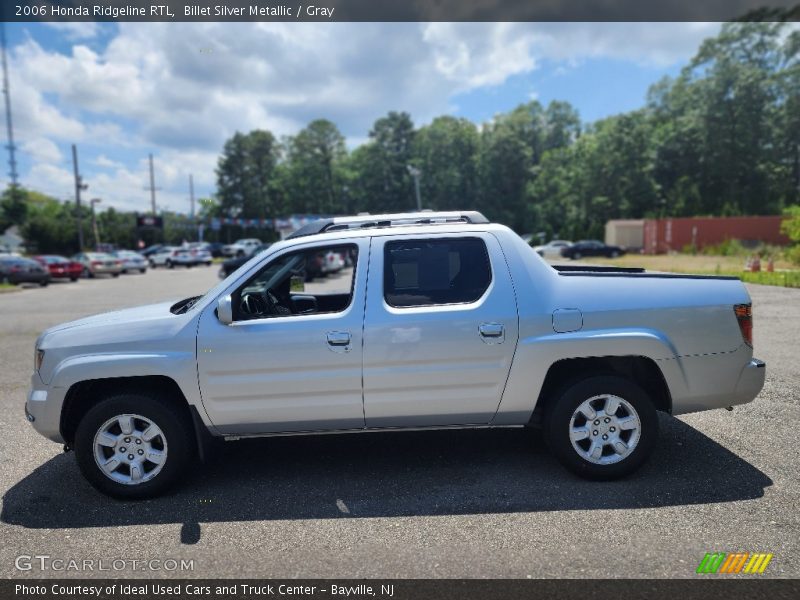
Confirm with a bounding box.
[407,165,422,211]
[71,144,88,250]
[90,198,102,249]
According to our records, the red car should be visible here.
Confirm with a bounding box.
[33,255,83,282]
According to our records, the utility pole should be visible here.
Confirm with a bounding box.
[71,144,87,250]
[90,198,102,248]
[407,165,422,211]
[189,174,195,219]
[146,153,157,215]
[1,22,19,190]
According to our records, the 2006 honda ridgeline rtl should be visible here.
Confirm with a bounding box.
[26,212,766,498]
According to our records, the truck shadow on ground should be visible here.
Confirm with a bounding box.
[2,414,771,542]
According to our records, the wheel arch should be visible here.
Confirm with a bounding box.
[60,375,194,446]
[529,355,672,426]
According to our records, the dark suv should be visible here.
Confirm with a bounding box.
[561,240,625,260]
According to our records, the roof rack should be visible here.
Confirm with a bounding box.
[286,211,490,240]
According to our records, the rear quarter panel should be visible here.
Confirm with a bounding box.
[491,230,754,421]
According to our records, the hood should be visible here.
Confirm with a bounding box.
[36,301,188,348]
[35,299,201,387]
[42,301,178,338]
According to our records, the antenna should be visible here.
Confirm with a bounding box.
[1,23,19,189]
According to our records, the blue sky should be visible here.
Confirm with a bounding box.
[2,22,717,214]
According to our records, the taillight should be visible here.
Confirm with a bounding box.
[734,304,753,347]
[91,261,101,266]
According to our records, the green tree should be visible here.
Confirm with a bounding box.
[350,111,416,213]
[411,116,479,211]
[283,119,347,215]
[0,186,27,231]
[781,205,800,264]
[216,130,281,220]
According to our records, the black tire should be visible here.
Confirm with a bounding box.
[39,279,48,287]
[572,252,582,260]
[112,273,120,278]
[70,277,78,282]
[166,260,174,269]
[74,393,194,499]
[610,250,620,258]
[236,250,244,258]
[543,375,658,480]
[140,268,147,274]
[84,267,94,279]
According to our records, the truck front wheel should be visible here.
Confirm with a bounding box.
[544,375,658,480]
[74,393,193,499]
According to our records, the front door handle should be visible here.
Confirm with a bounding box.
[479,322,505,343]
[326,331,351,347]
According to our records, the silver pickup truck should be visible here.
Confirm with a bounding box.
[26,211,766,498]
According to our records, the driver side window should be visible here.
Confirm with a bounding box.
[233,244,358,321]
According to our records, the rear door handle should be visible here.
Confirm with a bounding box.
[326,331,351,347]
[479,322,505,342]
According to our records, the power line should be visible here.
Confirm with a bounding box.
[1,22,18,189]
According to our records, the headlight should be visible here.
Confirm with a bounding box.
[35,348,45,371]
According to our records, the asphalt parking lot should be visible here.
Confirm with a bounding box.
[0,267,798,578]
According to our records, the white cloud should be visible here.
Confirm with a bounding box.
[6,22,722,212]
[21,138,62,164]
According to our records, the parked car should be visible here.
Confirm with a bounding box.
[140,244,165,258]
[321,250,345,274]
[26,211,765,498]
[33,255,83,282]
[149,246,210,268]
[0,256,50,286]
[149,247,192,268]
[203,242,225,258]
[560,240,626,260]
[218,243,272,279]
[113,250,148,274]
[222,238,262,258]
[187,245,214,267]
[533,240,572,258]
[72,252,122,278]
[185,243,213,266]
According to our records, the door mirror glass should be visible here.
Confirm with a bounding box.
[217,294,233,325]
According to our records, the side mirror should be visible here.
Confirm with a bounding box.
[217,295,233,325]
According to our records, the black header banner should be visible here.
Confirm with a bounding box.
[2,0,800,22]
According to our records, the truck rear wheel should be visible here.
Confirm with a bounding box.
[74,393,193,499]
[544,375,658,480]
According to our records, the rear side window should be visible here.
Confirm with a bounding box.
[384,238,492,308]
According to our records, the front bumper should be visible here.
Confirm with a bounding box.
[25,381,66,443]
